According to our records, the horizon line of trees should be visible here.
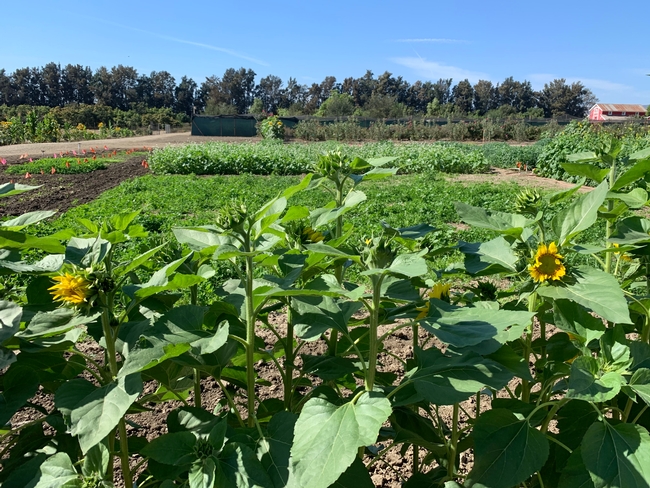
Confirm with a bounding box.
[0,63,600,120]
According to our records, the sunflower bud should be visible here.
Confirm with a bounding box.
[514,188,542,215]
[217,201,248,233]
[363,236,396,270]
[315,151,349,179]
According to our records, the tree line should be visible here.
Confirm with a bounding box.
[0,63,598,119]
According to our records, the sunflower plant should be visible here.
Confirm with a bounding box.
[4,141,650,488]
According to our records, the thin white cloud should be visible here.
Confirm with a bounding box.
[394,38,469,44]
[92,19,269,67]
[528,73,650,103]
[392,57,488,84]
[528,73,629,92]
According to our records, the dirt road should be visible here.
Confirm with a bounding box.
[0,133,261,158]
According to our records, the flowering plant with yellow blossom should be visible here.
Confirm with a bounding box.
[529,241,566,282]
[258,115,284,140]
[48,272,93,305]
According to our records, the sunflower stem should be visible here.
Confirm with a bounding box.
[604,160,616,275]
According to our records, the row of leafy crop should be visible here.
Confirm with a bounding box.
[535,121,650,182]
[2,141,650,488]
[291,117,561,142]
[0,112,135,145]
[148,140,499,175]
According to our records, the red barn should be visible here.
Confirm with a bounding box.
[589,103,647,121]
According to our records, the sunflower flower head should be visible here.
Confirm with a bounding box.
[529,242,566,283]
[48,273,92,305]
[301,226,325,243]
[416,283,451,319]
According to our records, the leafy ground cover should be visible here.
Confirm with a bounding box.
[1,140,650,488]
[148,140,491,175]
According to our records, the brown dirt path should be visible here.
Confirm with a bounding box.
[0,133,261,158]
[447,167,590,192]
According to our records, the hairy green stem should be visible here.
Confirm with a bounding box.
[604,160,616,274]
[284,305,295,410]
[118,419,133,488]
[447,403,460,481]
[193,369,202,408]
[245,254,256,427]
[522,292,537,403]
[365,275,383,391]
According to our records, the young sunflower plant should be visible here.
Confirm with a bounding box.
[451,140,650,487]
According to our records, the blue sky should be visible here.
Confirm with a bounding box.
[2,0,649,104]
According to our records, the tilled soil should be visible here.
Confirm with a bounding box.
[0,155,149,217]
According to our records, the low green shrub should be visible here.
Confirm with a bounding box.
[535,121,650,181]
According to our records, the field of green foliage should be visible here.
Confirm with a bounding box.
[2,125,650,488]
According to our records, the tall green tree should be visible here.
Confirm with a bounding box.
[452,79,474,114]
[473,79,496,115]
[536,78,596,117]
[61,64,94,105]
[174,76,197,116]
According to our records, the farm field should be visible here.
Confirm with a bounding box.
[1,131,650,488]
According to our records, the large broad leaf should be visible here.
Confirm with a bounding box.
[2,210,57,231]
[612,157,650,191]
[141,431,197,465]
[421,301,533,353]
[82,443,110,478]
[0,230,65,254]
[172,226,232,252]
[120,305,229,377]
[259,411,297,488]
[217,443,274,488]
[581,421,650,488]
[288,392,391,488]
[558,448,595,488]
[536,266,631,325]
[0,300,22,343]
[26,452,81,488]
[561,162,609,183]
[630,368,650,406]
[607,188,648,209]
[567,356,625,402]
[454,202,535,238]
[458,237,519,276]
[384,252,428,278]
[124,255,204,299]
[465,409,549,488]
[0,182,41,198]
[610,216,650,246]
[189,457,216,488]
[408,349,514,405]
[65,237,110,267]
[18,309,100,339]
[0,364,40,424]
[551,180,608,246]
[55,374,142,454]
[310,190,367,228]
[553,299,606,344]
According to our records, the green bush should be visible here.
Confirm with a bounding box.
[535,121,650,182]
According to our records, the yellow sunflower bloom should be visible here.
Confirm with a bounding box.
[416,283,451,319]
[48,273,91,305]
[529,242,565,282]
